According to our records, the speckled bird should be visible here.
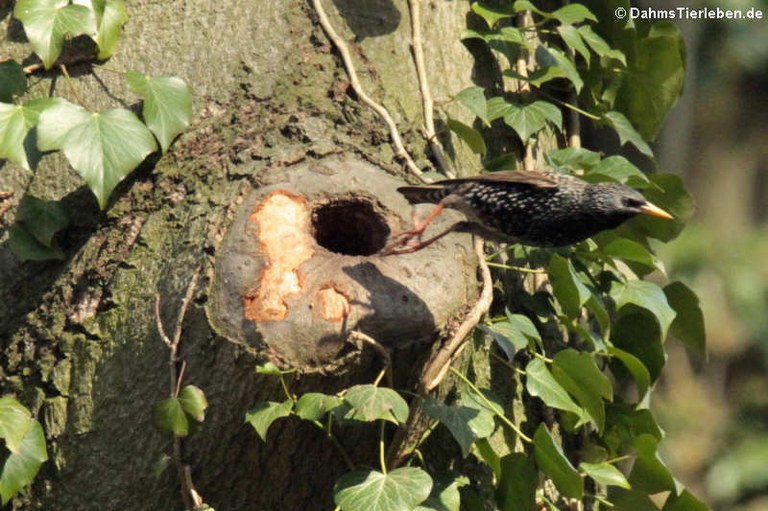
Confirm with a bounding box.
[380,170,673,255]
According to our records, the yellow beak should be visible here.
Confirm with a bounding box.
[640,201,674,219]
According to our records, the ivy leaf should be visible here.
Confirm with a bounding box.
[612,308,666,382]
[611,280,676,341]
[552,349,612,432]
[422,398,494,457]
[37,101,158,209]
[525,358,586,421]
[549,253,591,319]
[503,100,562,142]
[343,385,409,425]
[609,347,651,400]
[126,71,193,153]
[0,61,26,102]
[446,117,486,156]
[8,223,65,261]
[603,111,653,157]
[93,0,129,59]
[582,155,650,187]
[334,467,432,511]
[616,22,685,141]
[178,385,207,422]
[154,397,189,436]
[663,489,710,511]
[0,98,58,170]
[551,4,597,25]
[414,475,466,511]
[14,0,97,69]
[546,147,601,171]
[254,361,287,375]
[629,434,676,494]
[577,25,626,65]
[0,397,33,453]
[480,313,539,358]
[15,195,69,248]
[486,96,513,122]
[295,393,344,421]
[664,281,706,357]
[580,462,630,489]
[611,487,661,511]
[534,424,584,499]
[470,1,516,29]
[496,453,537,511]
[0,420,47,505]
[454,87,488,126]
[245,400,294,441]
[601,238,659,274]
[557,24,590,64]
[531,45,583,92]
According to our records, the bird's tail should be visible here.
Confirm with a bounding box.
[397,185,448,204]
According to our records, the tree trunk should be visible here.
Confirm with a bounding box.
[0,1,489,509]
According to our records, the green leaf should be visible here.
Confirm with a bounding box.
[178,385,207,422]
[334,467,432,511]
[455,87,488,126]
[611,487,660,511]
[612,280,676,341]
[496,453,537,511]
[531,45,583,92]
[37,102,158,209]
[549,253,591,319]
[552,349,612,431]
[546,147,601,171]
[0,397,33,452]
[634,172,694,242]
[609,347,650,400]
[629,434,676,494]
[551,4,597,24]
[255,361,285,375]
[446,118,486,156]
[534,424,584,499]
[577,25,626,65]
[0,98,58,170]
[471,2,516,29]
[461,387,505,418]
[15,195,69,247]
[125,71,193,152]
[525,358,585,420]
[616,22,685,141]
[583,155,650,187]
[154,397,188,436]
[414,475,466,511]
[474,439,501,480]
[245,400,293,441]
[511,0,545,17]
[295,393,344,421]
[0,420,47,505]
[603,111,653,157]
[503,100,562,142]
[557,24,590,64]
[611,308,666,382]
[343,385,409,425]
[0,61,26,102]
[14,0,97,69]
[486,96,513,122]
[422,398,495,457]
[93,0,128,59]
[480,313,539,358]
[580,462,630,489]
[8,223,65,261]
[601,238,658,272]
[663,489,711,511]
[664,281,706,357]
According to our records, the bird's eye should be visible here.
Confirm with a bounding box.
[623,197,645,208]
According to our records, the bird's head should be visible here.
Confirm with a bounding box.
[588,182,673,220]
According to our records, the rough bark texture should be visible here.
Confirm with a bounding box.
[0,0,489,509]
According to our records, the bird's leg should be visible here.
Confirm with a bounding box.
[380,202,446,255]
[380,222,462,255]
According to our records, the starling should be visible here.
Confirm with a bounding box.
[381,170,673,255]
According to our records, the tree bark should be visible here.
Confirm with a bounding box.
[0,0,489,509]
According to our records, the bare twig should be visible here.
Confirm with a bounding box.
[515,11,536,171]
[348,330,394,388]
[408,0,454,178]
[155,268,203,511]
[311,0,424,179]
[420,237,493,392]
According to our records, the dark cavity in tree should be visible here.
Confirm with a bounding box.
[312,198,390,256]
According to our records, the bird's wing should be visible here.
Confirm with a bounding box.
[438,170,559,189]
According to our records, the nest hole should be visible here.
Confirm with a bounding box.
[312,198,390,256]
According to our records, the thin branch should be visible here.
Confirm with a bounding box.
[408,0,454,178]
[515,11,535,171]
[311,0,424,179]
[420,237,493,392]
[348,330,394,388]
